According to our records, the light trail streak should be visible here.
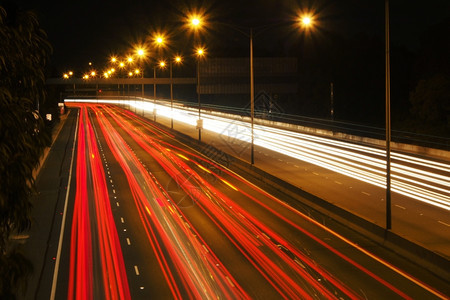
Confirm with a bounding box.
[104,104,414,299]
[65,102,447,299]
[67,105,131,300]
[92,105,249,299]
[65,98,449,210]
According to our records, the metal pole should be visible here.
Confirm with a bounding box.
[170,61,174,129]
[250,28,255,165]
[154,67,156,122]
[198,59,202,142]
[141,68,144,98]
[330,82,334,120]
[385,0,392,230]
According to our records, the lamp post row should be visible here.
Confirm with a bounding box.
[63,9,393,230]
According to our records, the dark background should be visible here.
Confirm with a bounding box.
[4,0,450,136]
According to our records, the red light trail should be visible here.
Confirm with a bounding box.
[62,103,447,299]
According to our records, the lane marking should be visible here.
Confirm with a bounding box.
[362,192,371,196]
[126,238,131,245]
[438,221,450,227]
[395,204,406,210]
[116,202,120,207]
[50,110,79,300]
[134,266,140,276]
[334,181,342,185]
[120,217,125,223]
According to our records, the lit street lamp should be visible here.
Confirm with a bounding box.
[170,55,182,129]
[196,47,205,142]
[136,47,146,97]
[218,14,315,164]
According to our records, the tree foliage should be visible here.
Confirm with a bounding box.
[0,4,52,298]
[409,74,450,134]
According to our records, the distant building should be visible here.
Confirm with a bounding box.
[199,57,298,94]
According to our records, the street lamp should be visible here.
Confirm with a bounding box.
[170,55,183,129]
[135,47,147,97]
[195,46,205,142]
[385,0,392,230]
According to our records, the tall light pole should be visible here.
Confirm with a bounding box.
[250,29,255,164]
[249,15,314,165]
[385,0,392,230]
[170,55,182,129]
[136,47,146,97]
[196,47,205,142]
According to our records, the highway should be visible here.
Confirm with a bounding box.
[74,97,448,258]
[49,103,448,299]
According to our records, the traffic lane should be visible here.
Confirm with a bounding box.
[173,142,448,299]
[56,106,131,299]
[163,111,449,252]
[88,106,181,299]
[101,106,270,298]
[95,106,251,298]
[110,105,450,298]
[243,139,450,257]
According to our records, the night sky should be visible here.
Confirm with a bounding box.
[9,0,450,74]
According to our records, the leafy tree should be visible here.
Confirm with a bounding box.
[408,17,450,136]
[0,3,51,298]
[409,74,450,135]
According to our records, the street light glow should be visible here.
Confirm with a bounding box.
[191,17,200,26]
[196,47,205,57]
[299,13,315,29]
[153,33,166,47]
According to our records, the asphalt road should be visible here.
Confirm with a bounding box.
[23,103,449,299]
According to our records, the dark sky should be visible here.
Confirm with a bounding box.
[9,0,450,74]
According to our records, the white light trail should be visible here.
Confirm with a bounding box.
[65,98,450,210]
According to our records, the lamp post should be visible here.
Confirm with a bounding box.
[170,56,182,129]
[136,48,146,97]
[196,47,205,142]
[219,15,314,165]
[385,0,392,230]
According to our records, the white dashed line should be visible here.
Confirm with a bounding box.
[395,204,406,210]
[362,192,371,196]
[438,221,450,227]
[120,217,125,223]
[126,238,131,245]
[134,266,140,276]
[116,202,120,207]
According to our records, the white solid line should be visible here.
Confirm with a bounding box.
[50,110,79,300]
[438,221,450,227]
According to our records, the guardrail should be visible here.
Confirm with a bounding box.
[64,95,450,158]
